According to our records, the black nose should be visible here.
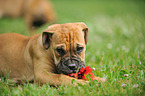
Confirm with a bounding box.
[68,64,77,70]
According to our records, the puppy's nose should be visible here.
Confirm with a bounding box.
[68,64,77,70]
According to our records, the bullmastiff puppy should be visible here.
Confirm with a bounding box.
[0,0,57,31]
[0,22,104,86]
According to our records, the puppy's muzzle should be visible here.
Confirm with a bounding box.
[57,58,85,75]
[32,20,46,28]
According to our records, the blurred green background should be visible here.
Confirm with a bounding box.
[0,0,145,95]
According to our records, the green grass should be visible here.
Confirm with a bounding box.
[0,0,145,95]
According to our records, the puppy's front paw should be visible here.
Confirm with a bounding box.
[72,79,89,86]
[93,77,106,82]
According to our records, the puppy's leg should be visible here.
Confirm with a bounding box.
[34,72,87,86]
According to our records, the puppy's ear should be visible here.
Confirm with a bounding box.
[42,31,54,49]
[75,22,89,44]
[82,26,88,45]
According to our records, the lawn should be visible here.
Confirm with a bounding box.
[0,0,145,95]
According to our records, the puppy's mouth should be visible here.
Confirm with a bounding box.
[57,58,85,75]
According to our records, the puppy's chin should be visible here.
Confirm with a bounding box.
[57,65,72,75]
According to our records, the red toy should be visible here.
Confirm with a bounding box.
[68,66,95,81]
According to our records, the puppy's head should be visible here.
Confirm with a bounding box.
[42,22,88,74]
[30,0,57,29]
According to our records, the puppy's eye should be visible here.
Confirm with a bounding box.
[76,46,84,54]
[56,48,65,56]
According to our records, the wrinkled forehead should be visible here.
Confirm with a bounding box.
[52,24,85,45]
